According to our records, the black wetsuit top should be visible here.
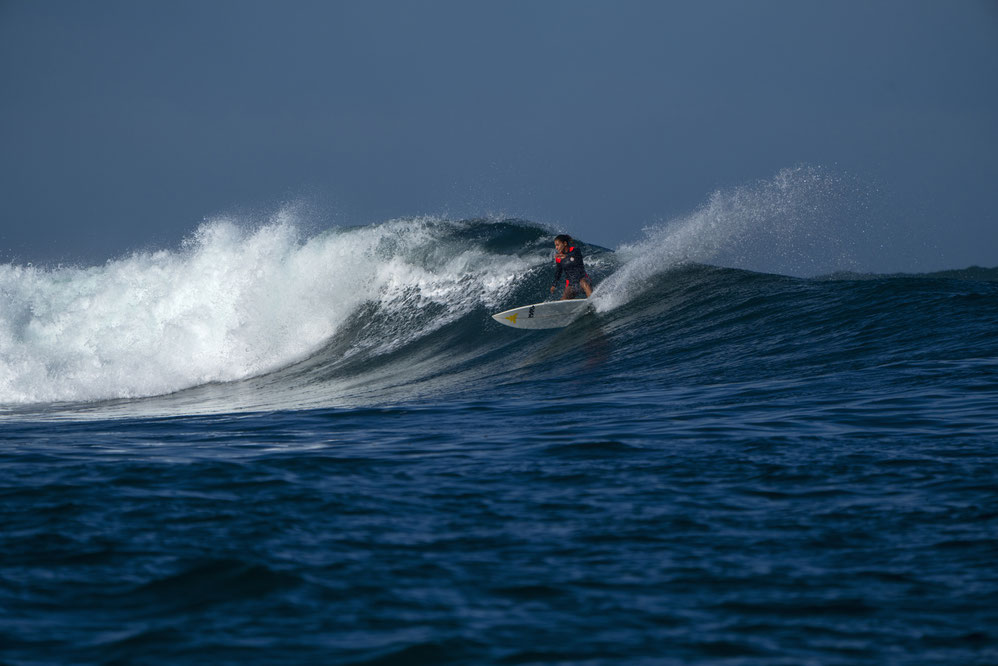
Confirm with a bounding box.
[553,246,588,286]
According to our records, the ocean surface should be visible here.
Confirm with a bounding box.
[2,210,997,664]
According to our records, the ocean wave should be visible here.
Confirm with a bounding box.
[2,172,994,414]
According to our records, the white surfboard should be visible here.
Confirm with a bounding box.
[492,299,593,329]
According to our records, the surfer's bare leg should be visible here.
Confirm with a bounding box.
[561,283,575,300]
[580,278,593,298]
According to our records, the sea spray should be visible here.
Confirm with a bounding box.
[593,166,876,311]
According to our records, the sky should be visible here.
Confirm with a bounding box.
[1,0,996,269]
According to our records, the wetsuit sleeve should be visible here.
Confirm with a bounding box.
[552,258,564,286]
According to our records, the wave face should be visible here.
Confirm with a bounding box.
[2,217,997,421]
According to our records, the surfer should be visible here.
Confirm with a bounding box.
[550,234,593,300]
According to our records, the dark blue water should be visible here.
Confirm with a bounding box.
[2,220,997,664]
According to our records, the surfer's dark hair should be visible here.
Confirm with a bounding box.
[554,234,572,244]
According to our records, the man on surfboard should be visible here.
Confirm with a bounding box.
[550,234,593,300]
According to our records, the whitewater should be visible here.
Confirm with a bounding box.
[0,216,529,405]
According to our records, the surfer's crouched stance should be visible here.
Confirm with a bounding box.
[550,234,593,300]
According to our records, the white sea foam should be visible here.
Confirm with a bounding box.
[0,213,535,405]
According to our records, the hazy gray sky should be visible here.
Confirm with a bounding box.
[2,0,996,269]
